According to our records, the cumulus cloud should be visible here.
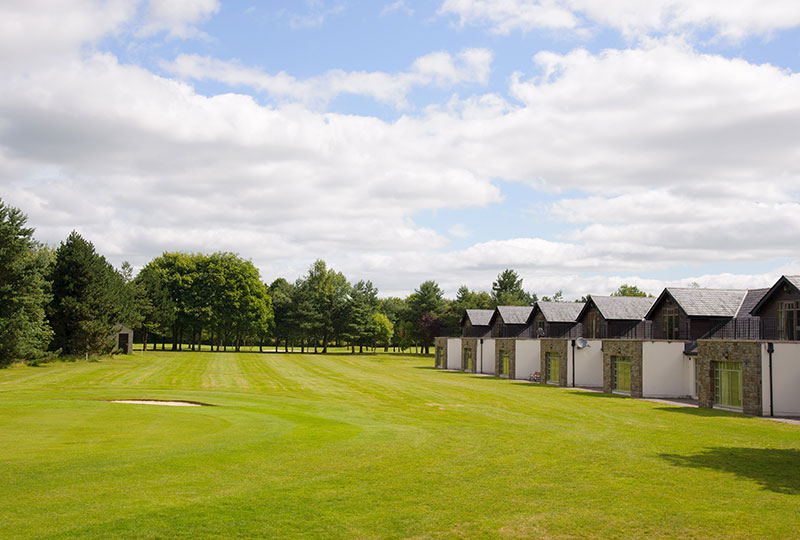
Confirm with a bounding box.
[139,0,220,38]
[164,48,493,108]
[2,2,799,298]
[438,0,800,39]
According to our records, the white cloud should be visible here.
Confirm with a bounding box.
[2,1,800,298]
[382,1,414,17]
[439,0,580,35]
[438,0,800,39]
[0,0,136,69]
[164,48,493,108]
[140,0,220,38]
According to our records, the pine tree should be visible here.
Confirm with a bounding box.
[48,231,124,355]
[0,200,53,366]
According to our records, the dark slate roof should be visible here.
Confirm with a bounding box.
[590,296,656,321]
[536,301,584,323]
[735,289,769,319]
[495,305,534,325]
[786,276,800,290]
[663,288,747,318]
[750,275,800,315]
[463,309,494,327]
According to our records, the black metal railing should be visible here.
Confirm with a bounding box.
[583,321,652,339]
[758,318,799,341]
[461,327,492,338]
[701,318,762,340]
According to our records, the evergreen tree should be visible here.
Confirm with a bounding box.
[491,269,535,306]
[345,280,378,353]
[48,231,125,355]
[407,280,445,354]
[0,200,53,366]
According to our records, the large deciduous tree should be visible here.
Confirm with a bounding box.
[302,260,349,353]
[611,284,651,297]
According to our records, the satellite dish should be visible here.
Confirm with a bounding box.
[537,327,545,338]
[576,337,589,349]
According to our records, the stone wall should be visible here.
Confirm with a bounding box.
[697,340,762,415]
[540,339,569,387]
[434,337,448,369]
[603,340,643,397]
[461,338,478,373]
[495,339,516,378]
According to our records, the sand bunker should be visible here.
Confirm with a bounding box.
[110,399,208,407]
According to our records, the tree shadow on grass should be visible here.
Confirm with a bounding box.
[653,406,750,418]
[564,390,629,399]
[660,447,800,494]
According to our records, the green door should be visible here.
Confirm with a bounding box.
[464,348,473,372]
[546,352,560,384]
[612,355,631,393]
[500,351,510,378]
[713,361,743,409]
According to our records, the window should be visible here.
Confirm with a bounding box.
[587,312,600,339]
[499,350,510,378]
[546,352,560,384]
[713,361,742,409]
[463,348,473,372]
[664,308,679,340]
[778,301,798,341]
[612,355,631,393]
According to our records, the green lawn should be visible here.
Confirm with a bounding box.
[0,352,798,539]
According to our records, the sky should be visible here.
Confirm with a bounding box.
[2,0,800,300]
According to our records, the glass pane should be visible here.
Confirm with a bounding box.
[713,361,743,408]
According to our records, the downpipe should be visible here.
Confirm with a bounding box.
[571,339,576,387]
[767,342,774,417]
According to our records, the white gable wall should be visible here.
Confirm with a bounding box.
[480,339,496,375]
[574,340,603,387]
[642,341,691,398]
[515,339,540,380]
[762,342,800,417]
[447,338,462,370]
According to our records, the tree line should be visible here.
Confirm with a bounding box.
[0,199,650,366]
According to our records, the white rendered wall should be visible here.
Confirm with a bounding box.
[642,341,690,398]
[762,342,800,417]
[447,339,462,370]
[683,356,697,399]
[573,340,603,387]
[515,340,541,380]
[480,339,496,375]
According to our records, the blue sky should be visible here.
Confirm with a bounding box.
[2,1,800,299]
